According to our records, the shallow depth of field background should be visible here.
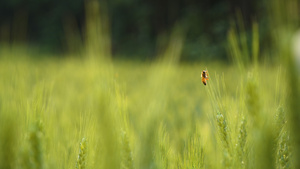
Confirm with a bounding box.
[0,0,300,169]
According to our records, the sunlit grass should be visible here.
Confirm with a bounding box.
[0,54,293,169]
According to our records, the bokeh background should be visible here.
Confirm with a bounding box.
[1,0,270,61]
[0,0,300,169]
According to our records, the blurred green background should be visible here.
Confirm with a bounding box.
[0,0,270,61]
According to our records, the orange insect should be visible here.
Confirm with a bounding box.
[201,70,209,85]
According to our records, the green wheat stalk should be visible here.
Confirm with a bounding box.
[278,131,291,169]
[155,124,171,169]
[206,72,232,168]
[76,137,88,169]
[28,120,45,169]
[120,130,133,169]
[183,133,204,169]
[275,107,291,169]
[236,116,247,168]
[216,110,232,168]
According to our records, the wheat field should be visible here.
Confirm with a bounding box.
[0,47,298,169]
[0,0,300,168]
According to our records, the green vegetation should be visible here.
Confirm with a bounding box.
[0,44,298,169]
[0,0,267,59]
[0,0,299,169]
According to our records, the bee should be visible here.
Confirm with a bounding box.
[201,70,209,85]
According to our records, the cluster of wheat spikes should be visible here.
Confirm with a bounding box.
[202,1,299,167]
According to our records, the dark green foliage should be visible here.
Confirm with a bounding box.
[0,0,267,60]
